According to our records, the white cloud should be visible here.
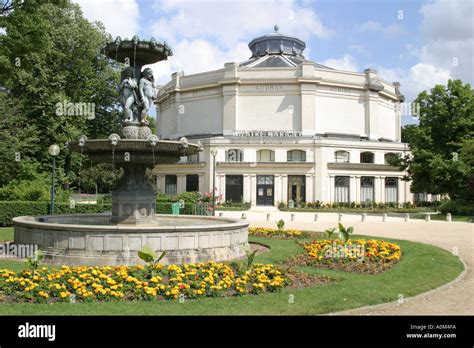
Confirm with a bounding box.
[322,54,358,71]
[150,0,332,48]
[147,0,332,82]
[74,0,140,38]
[145,39,250,85]
[418,0,473,84]
[376,63,451,112]
[358,20,403,35]
[374,0,472,111]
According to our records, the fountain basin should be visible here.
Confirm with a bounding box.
[13,214,249,266]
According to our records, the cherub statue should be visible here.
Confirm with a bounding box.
[138,67,156,125]
[119,67,139,123]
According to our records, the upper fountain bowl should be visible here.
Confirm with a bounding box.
[104,36,173,66]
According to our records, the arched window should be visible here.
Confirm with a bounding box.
[360,151,375,164]
[287,150,306,162]
[384,153,398,165]
[257,149,275,162]
[360,176,374,202]
[335,150,350,163]
[226,149,244,162]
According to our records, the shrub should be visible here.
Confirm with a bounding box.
[276,219,285,230]
[0,201,111,226]
[439,200,474,216]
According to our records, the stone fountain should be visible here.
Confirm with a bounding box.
[13,36,249,265]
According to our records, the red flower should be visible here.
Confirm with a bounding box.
[179,284,185,289]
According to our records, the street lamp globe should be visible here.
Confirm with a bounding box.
[48,144,60,157]
[210,148,217,157]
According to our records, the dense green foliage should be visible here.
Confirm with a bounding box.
[0,201,112,226]
[0,0,121,189]
[438,200,474,216]
[395,80,474,203]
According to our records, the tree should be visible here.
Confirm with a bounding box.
[394,80,474,202]
[0,1,121,188]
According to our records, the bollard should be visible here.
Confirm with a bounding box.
[382,213,387,222]
[361,213,366,222]
[219,212,224,217]
[314,214,318,222]
[291,213,295,221]
[241,213,247,220]
[266,213,271,221]
[425,213,430,222]
[338,213,343,222]
[447,213,452,222]
[404,213,410,222]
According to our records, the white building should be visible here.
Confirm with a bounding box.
[154,27,415,207]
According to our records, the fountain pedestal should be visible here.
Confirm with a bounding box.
[111,163,156,224]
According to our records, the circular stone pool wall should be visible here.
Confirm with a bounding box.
[12,214,249,266]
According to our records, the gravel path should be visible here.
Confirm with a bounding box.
[250,220,474,315]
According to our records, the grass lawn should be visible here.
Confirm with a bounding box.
[0,228,464,315]
[410,213,473,222]
[0,227,13,241]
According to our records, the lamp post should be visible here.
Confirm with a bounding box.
[48,144,60,215]
[210,148,218,216]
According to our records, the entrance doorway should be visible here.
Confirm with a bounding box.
[257,175,274,206]
[225,175,243,203]
[288,175,306,206]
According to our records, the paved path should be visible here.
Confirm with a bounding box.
[248,219,474,315]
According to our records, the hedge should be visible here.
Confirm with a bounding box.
[439,200,474,216]
[0,201,208,226]
[0,201,112,227]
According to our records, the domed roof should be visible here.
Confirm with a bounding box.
[240,25,333,69]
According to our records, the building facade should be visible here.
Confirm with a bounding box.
[154,27,415,207]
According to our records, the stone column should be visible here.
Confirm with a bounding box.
[379,176,386,203]
[355,176,361,204]
[281,174,288,204]
[198,174,204,193]
[305,174,314,203]
[274,174,281,206]
[250,174,257,207]
[243,174,251,203]
[156,175,165,193]
[364,69,381,140]
[328,175,335,203]
[219,174,226,202]
[349,175,356,203]
[397,177,403,204]
[374,176,382,203]
[222,62,239,136]
[176,174,186,194]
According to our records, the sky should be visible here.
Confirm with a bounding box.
[73,0,473,125]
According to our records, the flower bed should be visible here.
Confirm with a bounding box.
[291,239,402,274]
[0,262,290,303]
[249,227,317,239]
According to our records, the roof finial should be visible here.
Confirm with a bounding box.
[274,24,279,32]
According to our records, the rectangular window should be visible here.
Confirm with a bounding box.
[385,177,398,203]
[165,175,177,195]
[360,176,374,203]
[225,175,243,203]
[288,175,306,204]
[186,174,199,192]
[287,150,306,162]
[335,176,350,203]
[257,150,274,162]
